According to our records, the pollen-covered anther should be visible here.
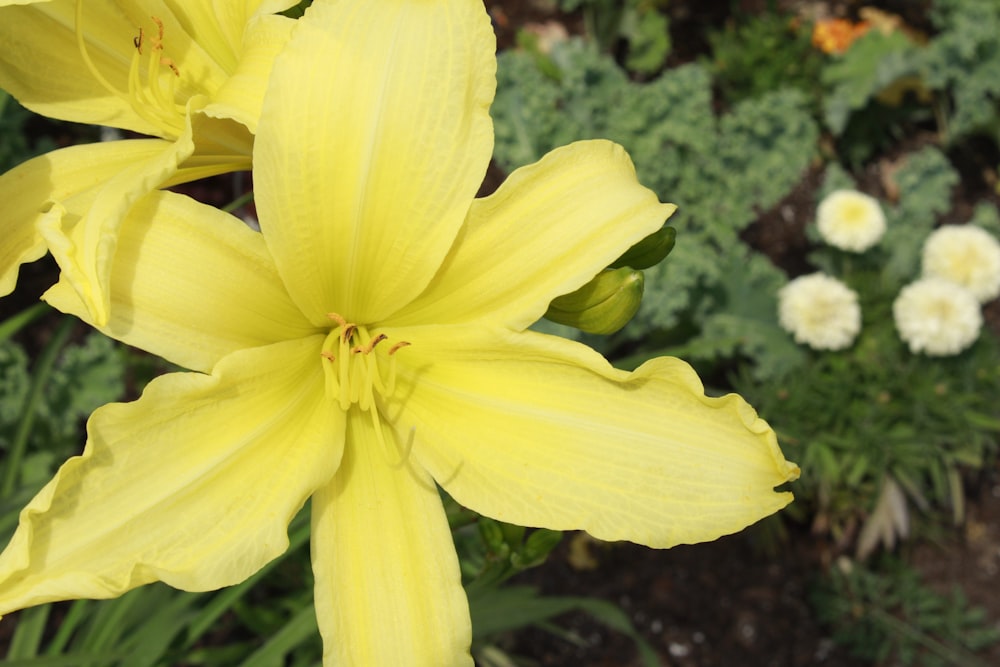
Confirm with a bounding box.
[353,333,387,355]
[74,1,186,138]
[389,341,411,355]
[149,17,180,76]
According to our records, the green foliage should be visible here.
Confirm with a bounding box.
[924,0,1000,142]
[558,0,671,74]
[822,30,924,136]
[881,146,959,285]
[495,39,818,362]
[732,154,995,541]
[810,146,961,286]
[0,92,56,174]
[444,496,656,664]
[706,11,824,107]
[812,556,1000,666]
[734,318,1000,536]
[818,28,934,165]
[681,246,808,380]
[0,510,321,667]
[469,585,660,667]
[815,0,1000,160]
[0,330,125,466]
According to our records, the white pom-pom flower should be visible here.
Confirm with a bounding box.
[816,189,886,252]
[893,278,982,356]
[921,224,1000,303]
[778,273,861,350]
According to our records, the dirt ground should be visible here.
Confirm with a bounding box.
[499,464,1000,666]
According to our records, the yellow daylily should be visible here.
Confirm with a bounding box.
[0,1,799,664]
[0,0,298,324]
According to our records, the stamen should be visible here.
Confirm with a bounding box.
[151,17,165,46]
[150,17,180,77]
[320,318,410,415]
[75,0,124,98]
[369,407,391,462]
[338,330,351,410]
[352,333,387,355]
[388,341,411,355]
[74,2,185,138]
[369,406,412,468]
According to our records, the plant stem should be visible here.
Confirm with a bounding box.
[1,316,76,497]
[0,302,52,342]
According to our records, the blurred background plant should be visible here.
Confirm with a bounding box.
[490,0,1000,663]
[4,0,1000,665]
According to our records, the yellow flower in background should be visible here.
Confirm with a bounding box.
[816,189,886,252]
[0,0,298,324]
[893,278,982,356]
[0,1,798,664]
[778,272,861,350]
[921,224,1000,303]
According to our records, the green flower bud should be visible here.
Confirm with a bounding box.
[610,225,676,270]
[545,267,644,335]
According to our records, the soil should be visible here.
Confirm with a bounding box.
[498,464,1000,667]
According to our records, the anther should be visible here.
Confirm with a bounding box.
[151,16,165,47]
[326,312,348,328]
[320,351,335,361]
[162,57,180,77]
[353,333,387,355]
[388,341,411,355]
[133,29,143,53]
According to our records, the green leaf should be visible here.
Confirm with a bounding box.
[821,30,923,134]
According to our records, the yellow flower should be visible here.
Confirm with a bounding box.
[921,224,1000,303]
[0,2,799,664]
[0,0,298,324]
[816,189,886,252]
[778,273,861,350]
[893,278,982,356]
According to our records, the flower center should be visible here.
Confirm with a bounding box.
[75,1,186,139]
[320,313,409,413]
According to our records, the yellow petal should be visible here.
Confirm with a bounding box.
[0,338,342,614]
[391,140,676,330]
[177,0,299,73]
[254,0,495,324]
[38,106,253,327]
[44,190,315,374]
[0,139,166,297]
[203,14,294,133]
[0,2,227,137]
[388,326,798,548]
[311,409,472,667]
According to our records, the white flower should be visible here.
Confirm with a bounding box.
[893,278,982,356]
[921,224,1000,303]
[778,273,861,350]
[816,189,886,252]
